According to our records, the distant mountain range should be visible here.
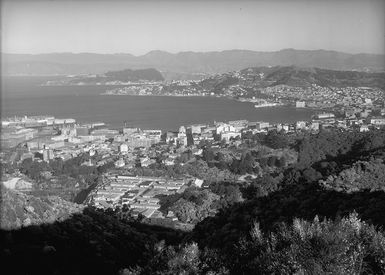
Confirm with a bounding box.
[2,49,384,79]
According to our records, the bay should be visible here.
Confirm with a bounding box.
[1,76,315,131]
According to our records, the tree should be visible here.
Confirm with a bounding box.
[177,150,192,163]
[239,152,255,174]
[228,213,385,275]
[202,148,215,162]
[264,130,289,149]
[275,156,286,168]
[210,182,244,209]
[241,174,280,199]
[171,199,198,223]
[169,189,220,223]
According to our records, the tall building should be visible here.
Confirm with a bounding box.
[48,149,55,160]
[43,150,49,162]
[179,126,186,134]
[177,127,188,147]
[190,125,203,134]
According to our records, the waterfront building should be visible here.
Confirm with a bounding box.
[1,115,55,128]
[91,129,119,138]
[53,118,76,127]
[123,127,139,135]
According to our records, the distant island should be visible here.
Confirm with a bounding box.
[43,68,164,86]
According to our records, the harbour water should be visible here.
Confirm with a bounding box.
[1,76,315,131]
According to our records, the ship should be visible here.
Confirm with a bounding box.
[254,101,283,108]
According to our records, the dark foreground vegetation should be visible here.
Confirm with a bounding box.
[2,128,385,274]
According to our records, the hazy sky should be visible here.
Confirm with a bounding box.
[2,0,384,55]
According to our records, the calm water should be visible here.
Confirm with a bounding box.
[1,76,315,131]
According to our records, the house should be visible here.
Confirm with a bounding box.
[194,178,204,188]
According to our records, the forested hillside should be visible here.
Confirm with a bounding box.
[2,128,385,274]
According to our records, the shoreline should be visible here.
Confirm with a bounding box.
[100,92,293,106]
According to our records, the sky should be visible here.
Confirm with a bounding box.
[1,0,384,55]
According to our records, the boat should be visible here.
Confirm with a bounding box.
[254,102,282,108]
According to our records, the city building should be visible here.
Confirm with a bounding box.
[91,129,119,138]
[123,128,139,135]
[221,131,241,142]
